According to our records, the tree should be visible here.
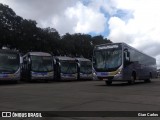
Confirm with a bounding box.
[0,3,113,58]
[91,35,112,46]
[0,3,23,48]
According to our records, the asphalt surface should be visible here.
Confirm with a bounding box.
[0,79,160,120]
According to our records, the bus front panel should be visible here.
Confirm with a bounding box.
[30,55,54,80]
[93,43,123,81]
[60,61,77,80]
[0,52,20,81]
[79,61,93,79]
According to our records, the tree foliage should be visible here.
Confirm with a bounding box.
[0,3,112,59]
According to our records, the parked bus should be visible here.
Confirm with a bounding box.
[0,49,21,83]
[21,52,54,82]
[75,58,93,80]
[93,43,157,85]
[54,56,77,80]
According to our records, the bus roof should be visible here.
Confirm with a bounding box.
[122,43,155,60]
[95,42,155,60]
[55,56,75,61]
[27,52,52,56]
[95,42,122,48]
[75,57,91,62]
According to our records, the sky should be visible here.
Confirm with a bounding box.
[1,0,160,68]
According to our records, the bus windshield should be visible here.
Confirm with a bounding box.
[0,53,20,73]
[31,56,53,72]
[94,48,122,71]
[60,61,77,74]
[80,61,92,74]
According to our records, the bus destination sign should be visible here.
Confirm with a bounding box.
[97,45,119,50]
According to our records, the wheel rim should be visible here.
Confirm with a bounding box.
[130,75,135,84]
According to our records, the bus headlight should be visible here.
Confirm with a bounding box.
[116,69,122,75]
[118,71,121,74]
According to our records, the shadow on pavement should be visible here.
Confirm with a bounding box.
[96,81,153,87]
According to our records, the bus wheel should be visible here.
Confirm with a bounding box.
[105,81,112,86]
[12,80,18,84]
[128,73,136,85]
[145,73,152,83]
[44,80,49,83]
[144,79,151,83]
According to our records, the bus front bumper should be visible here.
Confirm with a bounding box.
[80,73,93,80]
[97,74,123,81]
[31,72,54,80]
[0,74,20,81]
[60,73,77,80]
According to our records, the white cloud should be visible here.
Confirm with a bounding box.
[0,0,76,29]
[1,0,160,67]
[107,0,160,68]
[48,1,107,34]
[0,0,107,35]
[87,0,117,15]
[64,1,106,33]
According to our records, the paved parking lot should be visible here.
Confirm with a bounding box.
[0,79,160,120]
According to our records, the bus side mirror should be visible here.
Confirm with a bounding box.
[92,56,96,65]
[124,50,130,65]
[127,52,130,62]
[53,59,56,65]
[27,58,31,71]
[58,62,61,67]
[77,63,80,67]
[28,58,32,65]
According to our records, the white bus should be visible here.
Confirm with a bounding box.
[54,56,77,80]
[0,49,21,83]
[21,52,54,82]
[93,43,157,85]
[75,58,93,80]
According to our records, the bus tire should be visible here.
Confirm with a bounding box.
[12,80,18,84]
[105,81,112,86]
[44,80,49,83]
[128,72,136,85]
[145,73,152,83]
[145,79,151,83]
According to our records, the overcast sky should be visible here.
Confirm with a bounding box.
[1,0,160,68]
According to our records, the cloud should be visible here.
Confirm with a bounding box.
[49,1,107,34]
[64,1,107,34]
[1,0,160,67]
[0,0,76,29]
[0,0,107,35]
[107,0,160,68]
